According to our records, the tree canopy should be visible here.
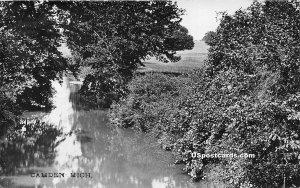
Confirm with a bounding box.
[0,1,67,109]
[54,1,187,106]
[164,25,194,51]
[0,1,189,108]
[202,31,216,45]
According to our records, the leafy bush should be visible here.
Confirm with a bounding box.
[110,73,191,132]
[110,68,300,187]
[206,1,300,95]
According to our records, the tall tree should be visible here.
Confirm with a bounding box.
[55,1,185,106]
[0,1,186,109]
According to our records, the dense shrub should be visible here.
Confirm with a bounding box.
[206,1,300,95]
[110,69,300,187]
[110,73,191,132]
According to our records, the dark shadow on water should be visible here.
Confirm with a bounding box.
[0,119,63,187]
[0,120,63,176]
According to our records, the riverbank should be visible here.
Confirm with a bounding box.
[109,68,300,187]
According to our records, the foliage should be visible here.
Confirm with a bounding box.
[205,1,300,95]
[164,25,194,51]
[0,1,191,110]
[0,1,191,138]
[202,31,216,46]
[110,69,300,187]
[109,73,191,131]
[0,93,21,139]
[0,1,70,137]
[54,1,186,106]
[201,3,300,185]
[0,1,68,110]
[111,1,300,187]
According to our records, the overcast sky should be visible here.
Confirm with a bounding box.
[176,0,255,40]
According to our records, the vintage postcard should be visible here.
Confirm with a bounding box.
[0,0,300,188]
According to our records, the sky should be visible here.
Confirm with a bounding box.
[176,0,255,40]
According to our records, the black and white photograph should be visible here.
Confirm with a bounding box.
[0,0,300,187]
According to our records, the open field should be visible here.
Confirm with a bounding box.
[137,40,209,73]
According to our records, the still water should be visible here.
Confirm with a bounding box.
[0,78,220,188]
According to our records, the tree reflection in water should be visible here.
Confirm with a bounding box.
[0,119,63,187]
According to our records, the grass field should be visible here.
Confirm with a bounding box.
[137,40,209,73]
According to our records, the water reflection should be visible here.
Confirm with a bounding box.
[0,120,63,188]
[0,78,223,188]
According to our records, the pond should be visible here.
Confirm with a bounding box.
[0,78,223,188]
